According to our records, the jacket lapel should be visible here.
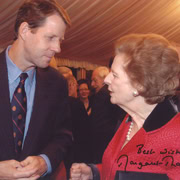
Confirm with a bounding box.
[22,68,50,155]
[0,51,16,159]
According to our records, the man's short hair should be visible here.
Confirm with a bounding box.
[14,0,71,39]
[94,66,109,79]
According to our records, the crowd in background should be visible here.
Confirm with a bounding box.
[57,65,126,178]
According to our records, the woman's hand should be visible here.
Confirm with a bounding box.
[70,163,93,180]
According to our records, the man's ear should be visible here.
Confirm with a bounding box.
[18,22,30,40]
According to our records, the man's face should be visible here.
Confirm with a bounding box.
[91,70,104,93]
[23,14,66,69]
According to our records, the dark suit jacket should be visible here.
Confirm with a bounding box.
[64,97,92,179]
[90,85,125,163]
[0,50,72,174]
[68,97,92,163]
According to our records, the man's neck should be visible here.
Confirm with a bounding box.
[9,41,35,72]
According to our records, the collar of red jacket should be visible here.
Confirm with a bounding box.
[144,99,177,132]
[126,99,178,132]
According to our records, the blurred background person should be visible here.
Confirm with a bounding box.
[91,66,108,94]
[90,66,125,164]
[65,75,92,178]
[70,33,180,180]
[78,79,92,115]
[66,75,78,98]
[58,66,73,78]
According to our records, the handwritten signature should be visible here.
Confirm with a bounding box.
[116,144,180,171]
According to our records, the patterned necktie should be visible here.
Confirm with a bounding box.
[11,73,28,154]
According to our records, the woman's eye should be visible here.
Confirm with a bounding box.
[113,73,118,78]
[47,36,54,41]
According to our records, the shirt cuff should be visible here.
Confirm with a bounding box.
[39,154,52,176]
[87,164,100,180]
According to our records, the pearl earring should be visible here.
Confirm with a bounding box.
[133,91,138,97]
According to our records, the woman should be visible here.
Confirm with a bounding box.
[70,33,180,180]
[78,79,92,115]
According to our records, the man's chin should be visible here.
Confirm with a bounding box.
[38,63,49,69]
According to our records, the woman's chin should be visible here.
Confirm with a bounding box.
[110,97,116,104]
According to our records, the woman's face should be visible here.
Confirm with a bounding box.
[104,53,137,106]
[78,83,90,99]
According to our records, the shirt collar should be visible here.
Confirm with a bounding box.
[6,45,35,85]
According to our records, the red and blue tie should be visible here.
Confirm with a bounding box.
[11,73,28,154]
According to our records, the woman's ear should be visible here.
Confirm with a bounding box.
[133,90,139,97]
[132,83,144,96]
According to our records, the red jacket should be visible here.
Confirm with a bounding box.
[97,100,180,180]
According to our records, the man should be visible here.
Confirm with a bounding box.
[0,0,72,179]
[91,66,109,94]
[90,66,126,164]
[66,75,78,98]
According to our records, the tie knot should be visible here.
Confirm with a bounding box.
[20,73,28,81]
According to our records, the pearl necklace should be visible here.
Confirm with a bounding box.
[126,121,134,141]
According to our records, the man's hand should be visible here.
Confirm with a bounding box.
[17,156,48,179]
[70,163,93,180]
[0,159,26,180]
[0,156,47,180]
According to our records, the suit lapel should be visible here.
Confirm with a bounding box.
[0,51,16,159]
[22,68,50,154]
